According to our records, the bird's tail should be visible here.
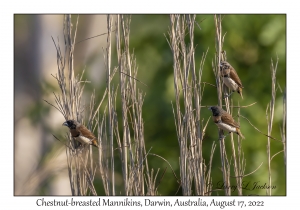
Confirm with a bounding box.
[238,87,243,99]
[91,139,99,148]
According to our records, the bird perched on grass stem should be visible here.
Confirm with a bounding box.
[208,106,245,139]
[220,61,244,99]
[63,120,99,148]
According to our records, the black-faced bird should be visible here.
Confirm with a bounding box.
[63,120,99,148]
[208,106,245,139]
[220,61,244,99]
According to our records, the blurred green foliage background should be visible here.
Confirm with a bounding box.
[15,14,285,195]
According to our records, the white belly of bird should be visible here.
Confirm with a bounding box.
[216,122,237,133]
[224,77,238,91]
[75,136,92,145]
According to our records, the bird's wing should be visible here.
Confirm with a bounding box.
[78,125,96,140]
[221,112,240,128]
[229,67,243,88]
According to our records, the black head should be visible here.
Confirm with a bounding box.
[208,106,223,116]
[62,120,78,129]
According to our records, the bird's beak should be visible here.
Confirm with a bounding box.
[208,106,212,110]
[62,122,68,127]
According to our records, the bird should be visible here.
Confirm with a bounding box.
[220,61,244,99]
[208,106,245,139]
[62,120,99,148]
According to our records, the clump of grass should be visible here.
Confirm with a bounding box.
[49,14,164,196]
[48,15,98,195]
[266,57,285,196]
[168,14,215,195]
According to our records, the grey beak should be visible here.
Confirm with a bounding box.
[62,122,68,127]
